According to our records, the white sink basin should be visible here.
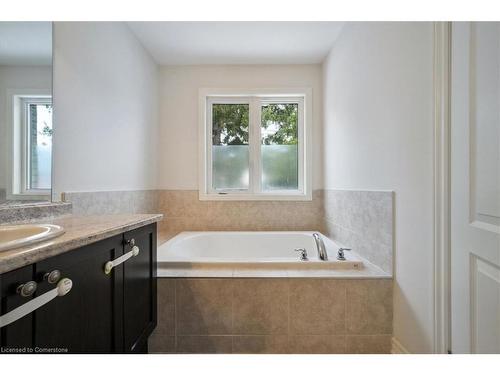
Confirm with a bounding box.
[0,224,65,252]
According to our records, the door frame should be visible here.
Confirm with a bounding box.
[433,21,452,354]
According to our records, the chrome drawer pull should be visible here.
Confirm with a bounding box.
[0,278,73,328]
[104,246,140,275]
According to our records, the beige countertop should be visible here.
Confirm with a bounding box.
[0,214,163,274]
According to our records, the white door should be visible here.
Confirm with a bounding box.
[451,22,500,354]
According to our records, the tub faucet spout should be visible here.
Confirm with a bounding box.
[312,233,328,261]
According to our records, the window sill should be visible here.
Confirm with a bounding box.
[8,192,51,201]
[199,192,312,201]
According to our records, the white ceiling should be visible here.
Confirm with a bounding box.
[127,22,344,65]
[0,22,52,66]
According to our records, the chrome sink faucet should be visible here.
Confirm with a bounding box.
[312,233,328,261]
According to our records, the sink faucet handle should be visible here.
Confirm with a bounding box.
[294,248,308,261]
[337,247,351,261]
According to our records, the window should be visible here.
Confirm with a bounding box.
[199,89,311,200]
[10,95,53,197]
[23,97,53,191]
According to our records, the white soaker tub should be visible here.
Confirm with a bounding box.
[157,231,367,277]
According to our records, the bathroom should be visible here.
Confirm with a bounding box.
[0,3,499,372]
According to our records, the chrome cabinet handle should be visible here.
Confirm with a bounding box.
[16,281,38,297]
[0,278,73,328]
[104,245,140,275]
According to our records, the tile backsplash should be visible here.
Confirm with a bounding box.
[62,190,159,215]
[323,190,394,275]
[157,190,325,234]
[0,201,72,224]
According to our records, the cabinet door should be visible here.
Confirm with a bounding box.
[34,234,124,353]
[0,265,34,352]
[123,223,157,353]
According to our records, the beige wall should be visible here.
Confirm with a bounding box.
[158,64,323,190]
[322,22,434,353]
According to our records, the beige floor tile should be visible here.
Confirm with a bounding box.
[232,335,288,354]
[289,335,346,354]
[176,335,232,354]
[148,332,175,353]
[346,335,392,354]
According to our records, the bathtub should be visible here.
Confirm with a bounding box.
[152,231,393,354]
[156,231,385,278]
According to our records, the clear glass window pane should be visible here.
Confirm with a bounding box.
[212,103,249,190]
[28,102,52,190]
[261,103,299,191]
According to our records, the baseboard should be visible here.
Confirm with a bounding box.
[391,337,410,354]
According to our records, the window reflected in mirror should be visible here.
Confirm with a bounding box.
[0,22,53,205]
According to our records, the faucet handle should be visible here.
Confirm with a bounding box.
[294,248,308,261]
[337,248,351,261]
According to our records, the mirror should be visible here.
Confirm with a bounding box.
[0,22,53,206]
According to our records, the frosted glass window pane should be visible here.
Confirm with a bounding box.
[29,103,52,190]
[212,103,249,190]
[261,103,298,190]
[212,145,249,189]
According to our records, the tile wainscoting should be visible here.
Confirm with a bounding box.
[323,190,394,275]
[149,278,393,354]
[157,190,325,235]
[62,190,159,215]
[61,189,393,274]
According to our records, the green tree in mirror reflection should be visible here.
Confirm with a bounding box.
[40,105,53,140]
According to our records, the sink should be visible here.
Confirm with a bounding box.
[0,224,65,252]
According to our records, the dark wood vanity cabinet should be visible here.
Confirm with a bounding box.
[0,223,157,354]
[122,225,157,353]
[0,265,34,351]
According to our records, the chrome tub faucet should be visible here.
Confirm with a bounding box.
[312,233,328,261]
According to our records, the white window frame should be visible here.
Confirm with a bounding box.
[6,90,52,200]
[198,88,312,201]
